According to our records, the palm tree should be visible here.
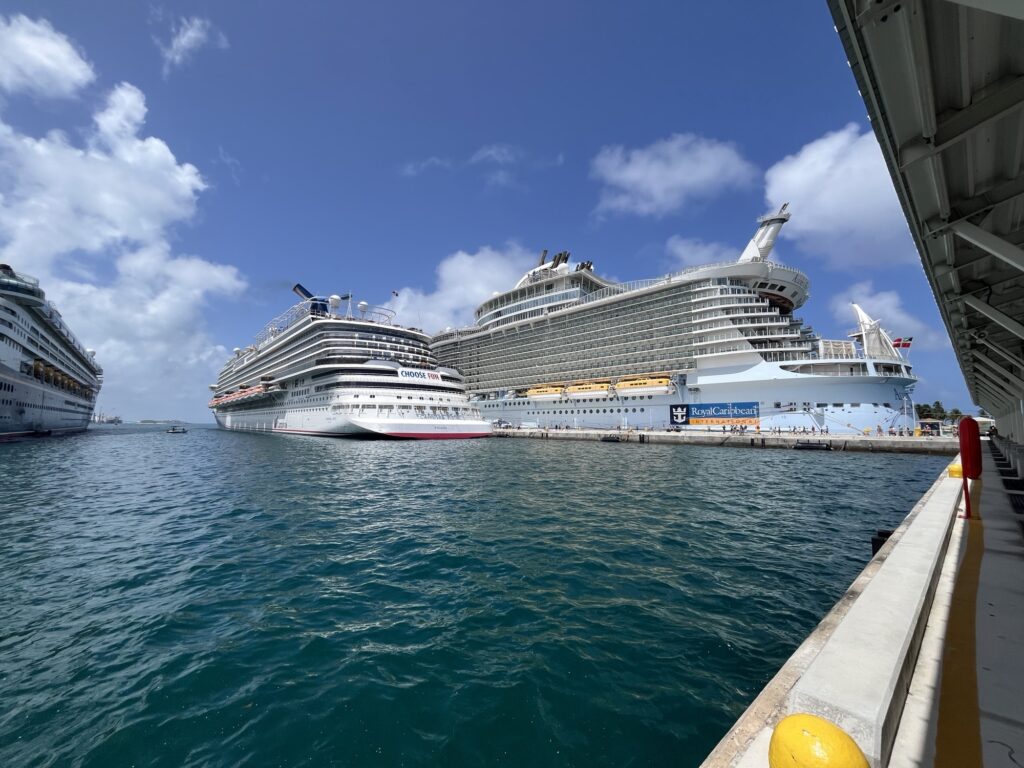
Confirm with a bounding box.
[931,400,947,421]
[916,402,934,420]
[948,408,963,423]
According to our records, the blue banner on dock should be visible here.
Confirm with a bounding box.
[670,402,759,426]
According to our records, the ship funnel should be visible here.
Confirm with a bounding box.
[738,203,791,263]
[538,249,548,266]
[292,283,314,300]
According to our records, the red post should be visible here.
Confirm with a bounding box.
[959,417,982,519]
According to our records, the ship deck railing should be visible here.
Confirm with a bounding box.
[253,299,400,349]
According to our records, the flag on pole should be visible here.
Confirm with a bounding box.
[892,337,913,349]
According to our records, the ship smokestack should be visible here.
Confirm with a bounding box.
[538,249,548,266]
[292,283,314,300]
[738,203,791,263]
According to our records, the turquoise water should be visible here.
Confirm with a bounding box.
[0,425,947,767]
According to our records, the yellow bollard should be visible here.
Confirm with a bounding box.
[769,713,869,768]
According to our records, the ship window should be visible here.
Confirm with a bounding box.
[851,403,860,407]
[816,403,827,408]
[640,408,645,412]
[884,403,892,408]
[832,403,842,407]
[774,402,781,408]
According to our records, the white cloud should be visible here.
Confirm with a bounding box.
[385,243,536,334]
[764,123,914,268]
[829,281,948,349]
[215,145,242,185]
[483,168,517,189]
[665,236,738,268]
[157,16,228,78]
[590,133,755,217]
[470,144,527,188]
[400,156,451,177]
[470,144,523,165]
[0,83,204,265]
[0,79,245,420]
[0,15,94,98]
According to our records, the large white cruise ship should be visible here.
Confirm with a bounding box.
[431,206,918,435]
[209,285,490,439]
[0,265,103,438]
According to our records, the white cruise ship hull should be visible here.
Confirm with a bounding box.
[0,262,102,438]
[479,367,917,435]
[0,367,94,437]
[213,405,490,439]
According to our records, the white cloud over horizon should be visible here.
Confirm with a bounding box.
[385,243,536,334]
[156,16,228,78]
[0,14,94,98]
[829,281,948,350]
[0,49,246,419]
[764,123,914,268]
[590,133,756,217]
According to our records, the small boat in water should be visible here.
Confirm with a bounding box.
[166,426,188,434]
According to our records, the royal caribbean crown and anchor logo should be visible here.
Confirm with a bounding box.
[670,402,760,426]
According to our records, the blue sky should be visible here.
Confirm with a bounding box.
[0,2,971,420]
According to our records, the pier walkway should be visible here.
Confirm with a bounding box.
[701,439,1023,767]
[493,427,958,456]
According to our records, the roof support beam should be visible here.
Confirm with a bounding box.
[974,363,1017,398]
[962,294,1024,342]
[977,337,1024,372]
[976,379,1019,414]
[972,351,1024,394]
[951,222,1024,273]
[976,379,1013,407]
[926,173,1024,234]
[899,75,1024,169]
[944,0,1024,22]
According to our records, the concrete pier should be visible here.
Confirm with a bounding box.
[493,427,959,456]
[700,439,1024,767]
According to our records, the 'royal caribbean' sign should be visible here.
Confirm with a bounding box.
[670,402,760,426]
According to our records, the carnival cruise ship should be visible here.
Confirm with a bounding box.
[209,285,490,439]
[0,264,103,437]
[431,206,918,435]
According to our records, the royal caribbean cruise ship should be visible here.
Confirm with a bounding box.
[0,264,103,438]
[431,206,918,434]
[209,284,490,439]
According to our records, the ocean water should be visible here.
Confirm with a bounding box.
[0,425,948,767]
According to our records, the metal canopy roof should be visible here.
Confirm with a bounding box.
[829,0,1024,428]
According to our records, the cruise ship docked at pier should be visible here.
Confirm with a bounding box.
[0,265,103,438]
[431,206,918,434]
[209,285,490,439]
